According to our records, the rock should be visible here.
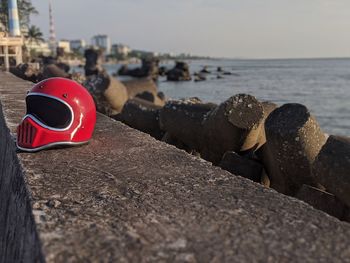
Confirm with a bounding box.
[295,184,346,220]
[135,91,155,103]
[117,65,128,75]
[166,61,191,81]
[263,103,326,195]
[10,63,43,83]
[118,58,159,81]
[157,92,166,101]
[200,66,211,74]
[122,78,157,97]
[159,66,168,76]
[56,62,70,73]
[42,64,70,79]
[261,169,270,187]
[217,67,223,72]
[122,78,165,106]
[217,75,224,79]
[41,55,57,65]
[201,94,264,164]
[219,151,263,182]
[83,72,128,115]
[117,98,164,139]
[223,71,240,76]
[159,99,217,152]
[71,72,86,84]
[312,135,350,207]
[84,49,104,77]
[256,101,278,150]
[194,73,206,82]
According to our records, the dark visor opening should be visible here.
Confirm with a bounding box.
[26,95,72,129]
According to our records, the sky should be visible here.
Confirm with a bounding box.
[30,0,350,59]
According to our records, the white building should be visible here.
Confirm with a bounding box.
[111,44,131,57]
[58,40,71,53]
[70,39,86,54]
[91,35,111,54]
[25,40,51,56]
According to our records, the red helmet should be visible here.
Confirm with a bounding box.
[17,77,96,152]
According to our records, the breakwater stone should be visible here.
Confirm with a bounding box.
[160,99,217,152]
[263,103,326,195]
[83,73,128,115]
[219,151,263,182]
[116,98,164,139]
[122,78,165,106]
[201,94,264,164]
[2,72,350,262]
[312,135,350,207]
[256,101,278,150]
[295,185,346,220]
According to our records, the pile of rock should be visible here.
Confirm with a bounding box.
[166,61,192,81]
[101,91,350,222]
[10,61,73,83]
[118,57,160,81]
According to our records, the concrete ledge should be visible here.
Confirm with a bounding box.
[1,72,350,262]
[0,101,43,262]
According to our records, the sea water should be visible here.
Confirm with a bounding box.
[103,58,350,136]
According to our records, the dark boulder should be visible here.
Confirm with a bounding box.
[84,49,103,77]
[158,66,168,77]
[219,151,263,182]
[166,61,191,81]
[56,62,70,73]
[312,135,350,207]
[83,72,128,115]
[256,101,278,150]
[10,63,43,83]
[122,78,165,106]
[118,58,160,81]
[194,73,206,82]
[117,98,164,139]
[295,184,347,220]
[159,99,217,152]
[201,94,265,164]
[42,64,70,79]
[263,103,326,195]
[200,66,211,74]
[135,91,155,103]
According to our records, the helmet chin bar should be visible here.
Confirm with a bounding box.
[17,115,87,152]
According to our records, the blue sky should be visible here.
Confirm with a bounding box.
[30,0,350,58]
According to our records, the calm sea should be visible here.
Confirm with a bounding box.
[102,58,350,136]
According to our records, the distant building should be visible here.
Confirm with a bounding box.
[91,35,111,54]
[70,39,86,54]
[111,44,131,57]
[25,40,51,56]
[58,40,71,53]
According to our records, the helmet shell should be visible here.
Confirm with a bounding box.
[17,77,96,152]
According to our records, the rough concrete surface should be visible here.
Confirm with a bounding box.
[1,72,350,262]
[0,102,44,263]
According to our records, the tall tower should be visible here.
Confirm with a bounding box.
[8,0,21,36]
[49,0,57,55]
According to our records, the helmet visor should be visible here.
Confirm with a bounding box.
[26,95,72,129]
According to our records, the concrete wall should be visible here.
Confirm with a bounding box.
[1,72,350,262]
[0,102,44,262]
